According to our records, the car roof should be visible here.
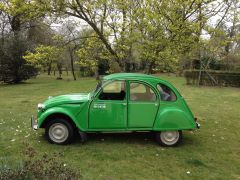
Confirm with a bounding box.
[104,73,161,81]
[103,73,181,96]
[103,73,173,85]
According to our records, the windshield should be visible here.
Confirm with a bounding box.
[92,80,106,96]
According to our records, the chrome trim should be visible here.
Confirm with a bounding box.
[31,116,38,130]
[196,122,200,129]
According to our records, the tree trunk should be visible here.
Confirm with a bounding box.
[197,2,203,86]
[95,64,100,80]
[86,21,122,69]
[57,63,62,78]
[147,60,155,74]
[125,61,131,72]
[69,47,76,80]
[47,62,52,75]
[125,45,132,72]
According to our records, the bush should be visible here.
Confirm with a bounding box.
[0,144,80,179]
[0,36,38,84]
[184,70,240,87]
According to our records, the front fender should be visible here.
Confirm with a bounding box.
[38,107,83,131]
[153,107,196,131]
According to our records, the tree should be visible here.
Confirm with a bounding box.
[0,36,38,83]
[0,0,42,83]
[24,45,63,78]
[19,0,139,71]
[54,21,82,81]
[1,0,238,81]
[76,31,110,79]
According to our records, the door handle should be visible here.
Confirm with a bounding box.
[155,103,158,106]
[122,103,127,106]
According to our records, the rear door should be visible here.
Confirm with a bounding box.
[128,81,159,128]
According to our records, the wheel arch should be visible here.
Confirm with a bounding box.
[40,113,77,129]
[38,106,85,131]
[153,108,196,131]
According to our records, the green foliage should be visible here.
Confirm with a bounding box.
[1,0,240,77]
[24,45,63,71]
[76,32,111,76]
[0,36,38,84]
[20,0,211,72]
[0,0,46,20]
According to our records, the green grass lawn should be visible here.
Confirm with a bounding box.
[0,74,240,179]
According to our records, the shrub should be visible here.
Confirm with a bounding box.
[184,70,240,87]
[0,144,81,179]
[0,36,38,84]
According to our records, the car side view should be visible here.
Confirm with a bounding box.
[31,73,200,147]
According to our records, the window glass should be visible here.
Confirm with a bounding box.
[99,81,126,100]
[130,82,156,101]
[157,84,176,101]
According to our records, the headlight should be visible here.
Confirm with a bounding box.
[37,103,45,111]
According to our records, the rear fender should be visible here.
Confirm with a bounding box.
[153,107,196,131]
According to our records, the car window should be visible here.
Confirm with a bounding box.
[157,83,176,101]
[130,82,156,101]
[99,81,126,100]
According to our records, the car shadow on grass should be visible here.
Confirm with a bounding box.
[84,132,156,145]
[75,131,200,147]
[37,131,200,147]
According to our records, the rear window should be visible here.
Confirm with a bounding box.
[157,84,176,101]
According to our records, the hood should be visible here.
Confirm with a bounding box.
[44,93,91,108]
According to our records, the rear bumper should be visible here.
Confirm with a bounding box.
[31,116,38,130]
[196,122,200,129]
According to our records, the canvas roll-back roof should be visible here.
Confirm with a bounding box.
[103,73,181,97]
[103,73,161,81]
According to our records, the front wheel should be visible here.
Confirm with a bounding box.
[156,131,182,147]
[45,118,74,145]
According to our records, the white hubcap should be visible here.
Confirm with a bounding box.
[160,131,179,145]
[49,123,69,143]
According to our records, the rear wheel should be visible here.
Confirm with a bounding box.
[45,118,74,145]
[156,131,182,147]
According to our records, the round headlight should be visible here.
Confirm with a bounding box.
[37,103,45,110]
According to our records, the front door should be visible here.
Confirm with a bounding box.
[128,81,159,128]
[89,81,127,129]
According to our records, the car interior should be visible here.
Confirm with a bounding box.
[130,82,156,101]
[99,81,126,100]
[157,84,176,101]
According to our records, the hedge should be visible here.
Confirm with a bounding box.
[184,70,240,87]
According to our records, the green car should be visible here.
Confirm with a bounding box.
[31,73,200,147]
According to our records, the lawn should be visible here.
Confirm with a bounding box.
[0,74,239,179]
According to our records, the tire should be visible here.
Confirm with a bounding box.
[156,130,182,147]
[45,118,75,145]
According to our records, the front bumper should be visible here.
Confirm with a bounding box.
[31,116,38,130]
